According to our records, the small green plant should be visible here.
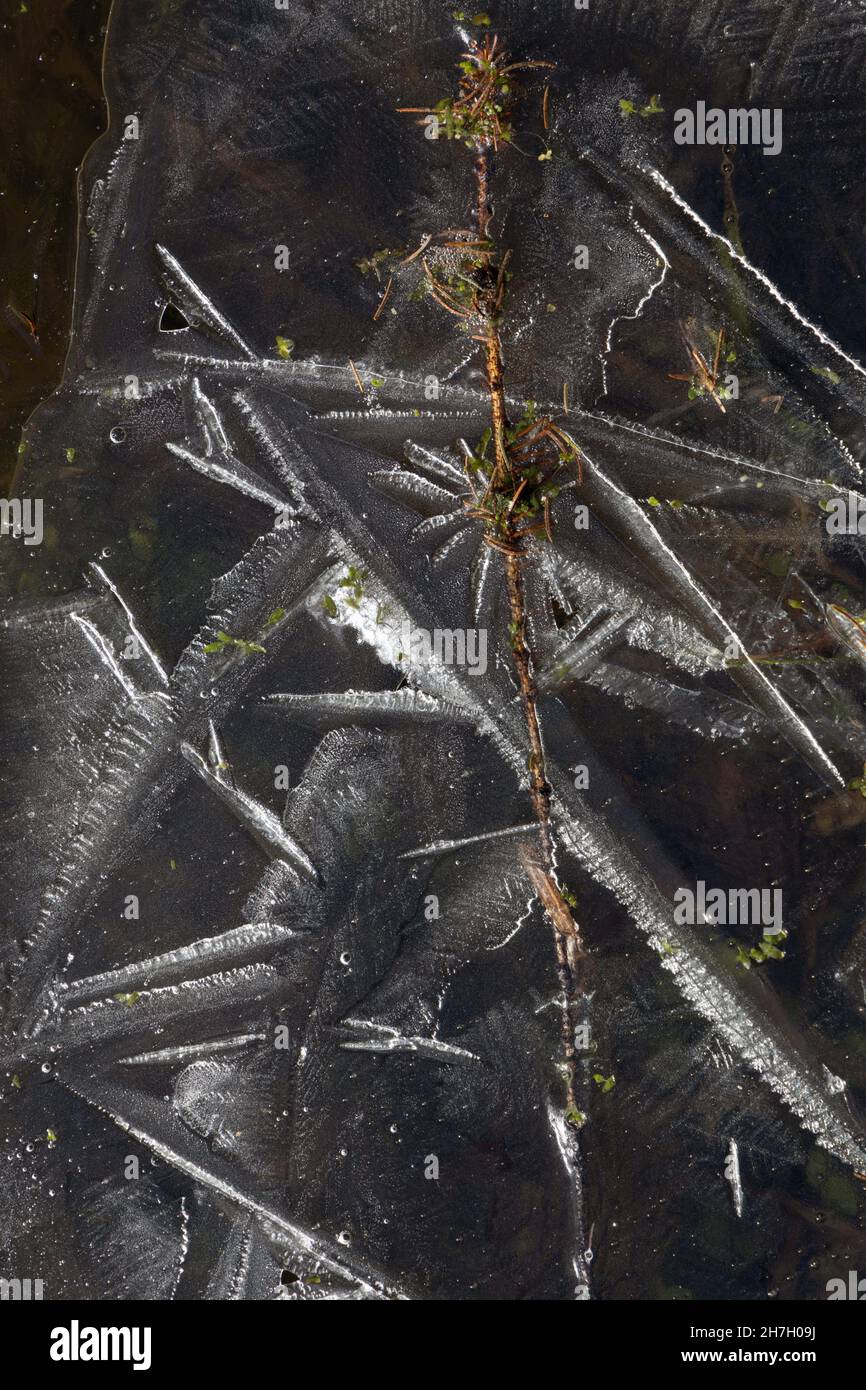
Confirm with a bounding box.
[592,1073,616,1093]
[459,400,581,549]
[733,929,788,969]
[355,247,400,279]
[113,991,141,1007]
[398,33,552,150]
[849,764,866,798]
[669,326,733,413]
[399,31,584,1131]
[619,93,664,119]
[335,565,367,610]
[203,630,266,656]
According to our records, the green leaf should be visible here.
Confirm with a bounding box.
[323,595,338,618]
[639,93,664,117]
[593,1073,615,1093]
[275,335,295,360]
[765,551,791,579]
[848,766,866,798]
[266,608,286,625]
[761,938,785,960]
[810,365,841,385]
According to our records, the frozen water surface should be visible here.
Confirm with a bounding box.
[4,0,866,1299]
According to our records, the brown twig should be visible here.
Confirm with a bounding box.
[372,275,393,321]
[401,34,585,1121]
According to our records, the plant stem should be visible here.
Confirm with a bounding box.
[471,140,584,1116]
[404,36,586,1122]
[504,547,581,1109]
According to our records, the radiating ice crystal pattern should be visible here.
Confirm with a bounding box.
[3,0,866,1300]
